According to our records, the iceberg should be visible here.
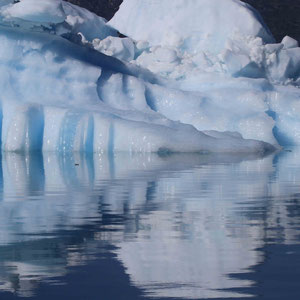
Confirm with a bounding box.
[0,0,299,153]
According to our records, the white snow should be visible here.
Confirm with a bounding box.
[108,0,274,54]
[0,0,117,39]
[0,0,300,153]
[1,0,66,25]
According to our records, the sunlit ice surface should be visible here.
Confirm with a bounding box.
[0,150,298,299]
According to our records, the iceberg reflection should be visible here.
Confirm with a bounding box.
[0,150,299,298]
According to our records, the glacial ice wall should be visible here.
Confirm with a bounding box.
[0,0,299,153]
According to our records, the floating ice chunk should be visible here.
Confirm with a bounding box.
[135,40,149,52]
[281,36,299,49]
[93,36,135,61]
[221,49,263,78]
[134,46,181,75]
[268,48,300,82]
[264,43,284,54]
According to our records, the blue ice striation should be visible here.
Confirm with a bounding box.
[0,0,300,153]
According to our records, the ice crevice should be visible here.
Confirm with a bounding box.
[0,0,300,153]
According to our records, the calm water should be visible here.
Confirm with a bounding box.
[0,149,299,299]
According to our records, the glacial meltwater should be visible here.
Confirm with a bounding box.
[0,149,299,300]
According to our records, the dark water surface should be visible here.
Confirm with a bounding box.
[0,150,299,299]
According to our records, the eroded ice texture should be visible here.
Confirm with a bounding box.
[108,0,300,146]
[0,0,300,153]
